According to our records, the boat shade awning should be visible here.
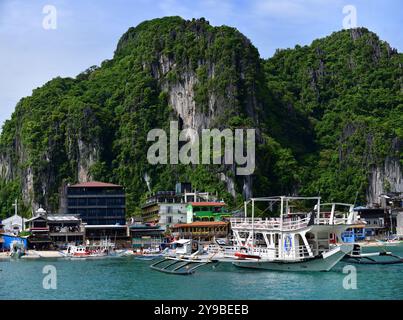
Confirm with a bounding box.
[172,239,191,244]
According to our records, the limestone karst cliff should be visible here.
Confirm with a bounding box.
[0,17,401,217]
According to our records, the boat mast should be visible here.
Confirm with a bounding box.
[317,197,321,221]
[251,199,255,247]
[280,197,284,229]
[280,197,284,259]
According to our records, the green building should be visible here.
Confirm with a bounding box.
[186,202,232,223]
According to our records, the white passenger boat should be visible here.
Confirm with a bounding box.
[219,196,354,271]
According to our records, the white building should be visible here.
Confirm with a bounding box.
[141,186,218,231]
[2,213,24,235]
[397,212,403,239]
[158,203,187,231]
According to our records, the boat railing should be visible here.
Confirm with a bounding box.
[230,216,310,231]
[296,244,313,258]
[282,217,311,230]
[315,217,349,225]
[276,244,313,259]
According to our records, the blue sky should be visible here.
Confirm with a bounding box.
[0,0,402,129]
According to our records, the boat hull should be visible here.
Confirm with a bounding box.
[233,244,352,272]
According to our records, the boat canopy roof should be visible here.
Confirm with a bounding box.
[172,239,191,244]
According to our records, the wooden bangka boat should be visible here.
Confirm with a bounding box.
[342,244,403,265]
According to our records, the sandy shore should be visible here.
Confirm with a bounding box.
[0,252,10,260]
[0,250,65,260]
[23,250,65,258]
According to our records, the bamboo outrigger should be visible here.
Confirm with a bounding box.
[342,244,403,265]
[150,256,217,275]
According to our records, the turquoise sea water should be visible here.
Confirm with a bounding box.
[1,245,402,300]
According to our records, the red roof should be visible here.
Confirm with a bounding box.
[189,202,226,207]
[173,221,229,228]
[70,181,122,188]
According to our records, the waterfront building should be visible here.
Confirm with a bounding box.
[397,212,403,239]
[67,181,130,248]
[25,208,86,249]
[67,181,126,225]
[47,215,85,248]
[355,207,389,239]
[341,225,366,242]
[171,221,230,242]
[84,225,130,248]
[141,191,187,230]
[140,182,225,231]
[141,191,188,230]
[0,221,4,250]
[386,192,403,237]
[129,223,165,249]
[25,208,52,249]
[1,212,24,235]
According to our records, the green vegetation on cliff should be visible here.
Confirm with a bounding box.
[0,18,401,219]
[264,28,402,203]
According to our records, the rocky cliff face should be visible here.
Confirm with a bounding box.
[0,19,401,217]
[367,158,403,205]
[367,136,403,205]
[0,17,267,215]
[0,155,12,180]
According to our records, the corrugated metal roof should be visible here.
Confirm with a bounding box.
[70,181,122,188]
[47,215,80,222]
[25,216,47,222]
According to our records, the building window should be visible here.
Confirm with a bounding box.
[78,198,87,206]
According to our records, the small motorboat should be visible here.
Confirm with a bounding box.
[133,247,163,261]
[64,245,108,259]
[376,236,402,246]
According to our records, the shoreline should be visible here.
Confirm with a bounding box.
[0,250,65,260]
[1,242,402,261]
